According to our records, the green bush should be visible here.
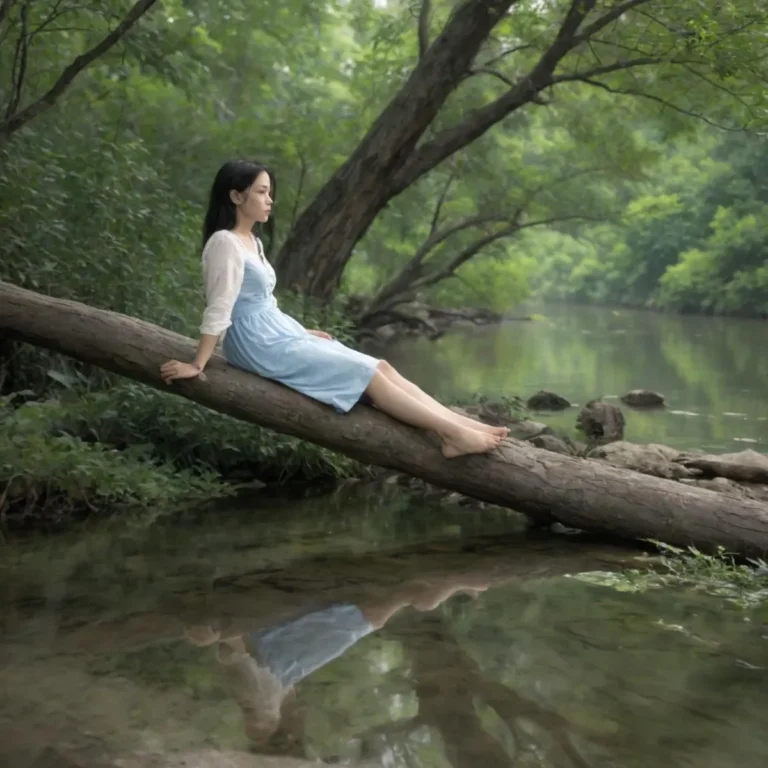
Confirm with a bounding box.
[0,394,232,525]
[0,119,362,498]
[49,383,359,482]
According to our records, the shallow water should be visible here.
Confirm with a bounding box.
[380,304,768,454]
[2,486,767,767]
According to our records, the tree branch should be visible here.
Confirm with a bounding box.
[547,56,660,85]
[424,214,512,256]
[417,0,430,60]
[366,167,613,321]
[366,214,516,314]
[0,0,160,140]
[468,66,517,88]
[5,0,31,120]
[478,43,536,69]
[430,171,455,235]
[387,0,604,196]
[275,0,520,293]
[517,166,618,211]
[289,154,309,233]
[388,0,665,197]
[565,77,747,131]
[28,0,74,41]
[0,0,17,28]
[573,0,655,44]
[678,61,758,118]
[414,214,599,290]
[413,223,521,289]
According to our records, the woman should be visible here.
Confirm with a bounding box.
[160,160,507,458]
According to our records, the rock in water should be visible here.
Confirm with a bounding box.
[526,390,572,410]
[577,399,625,444]
[621,389,665,408]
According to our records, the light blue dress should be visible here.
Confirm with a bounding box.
[219,233,379,413]
[245,602,373,688]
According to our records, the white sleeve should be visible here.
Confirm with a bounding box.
[200,232,245,336]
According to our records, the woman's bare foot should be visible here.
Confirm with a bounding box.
[184,625,221,647]
[448,409,509,438]
[410,580,491,611]
[468,420,509,438]
[440,425,502,458]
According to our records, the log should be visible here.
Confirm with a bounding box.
[2,280,768,556]
[678,454,768,485]
[53,533,636,656]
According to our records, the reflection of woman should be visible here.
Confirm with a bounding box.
[185,576,490,753]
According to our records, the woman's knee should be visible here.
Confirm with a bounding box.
[377,359,394,376]
[365,368,389,397]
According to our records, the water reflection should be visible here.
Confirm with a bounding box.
[1,498,766,767]
[378,304,768,453]
[182,573,492,755]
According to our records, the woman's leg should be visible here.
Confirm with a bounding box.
[376,361,508,437]
[364,368,502,458]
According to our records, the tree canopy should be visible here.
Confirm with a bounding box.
[3,0,768,317]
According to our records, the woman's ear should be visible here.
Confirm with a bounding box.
[229,189,243,206]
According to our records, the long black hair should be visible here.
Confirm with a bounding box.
[202,159,276,251]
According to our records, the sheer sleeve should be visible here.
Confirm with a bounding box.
[200,231,245,336]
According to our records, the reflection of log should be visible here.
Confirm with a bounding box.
[3,280,768,556]
[403,615,603,768]
[408,628,513,768]
[54,534,634,656]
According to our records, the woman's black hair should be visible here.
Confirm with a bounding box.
[202,159,276,251]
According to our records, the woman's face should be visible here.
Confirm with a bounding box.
[234,170,272,223]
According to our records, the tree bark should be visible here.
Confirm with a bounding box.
[2,279,768,557]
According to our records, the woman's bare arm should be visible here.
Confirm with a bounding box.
[192,333,219,372]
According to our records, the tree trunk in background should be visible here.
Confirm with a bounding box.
[273,0,650,300]
[2,279,768,557]
[274,0,515,298]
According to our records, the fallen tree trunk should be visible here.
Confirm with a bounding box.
[2,280,768,556]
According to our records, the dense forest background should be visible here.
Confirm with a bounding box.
[3,0,768,325]
[2,0,768,516]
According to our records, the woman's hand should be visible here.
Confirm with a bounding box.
[307,329,333,340]
[160,359,202,384]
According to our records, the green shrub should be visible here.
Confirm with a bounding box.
[575,541,768,610]
[1,394,232,526]
[41,382,359,482]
